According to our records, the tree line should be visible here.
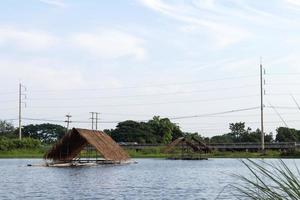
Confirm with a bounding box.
[0,117,299,146]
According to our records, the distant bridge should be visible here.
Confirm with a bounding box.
[208,142,297,151]
[120,142,298,151]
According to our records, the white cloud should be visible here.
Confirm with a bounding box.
[0,58,85,90]
[0,27,59,51]
[38,0,67,8]
[286,0,300,6]
[285,0,300,11]
[71,30,146,60]
[139,0,251,48]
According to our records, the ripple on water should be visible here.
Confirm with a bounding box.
[0,158,298,200]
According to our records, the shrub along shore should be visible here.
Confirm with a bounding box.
[1,146,300,159]
[1,119,300,159]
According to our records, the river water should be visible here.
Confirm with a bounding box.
[0,158,299,200]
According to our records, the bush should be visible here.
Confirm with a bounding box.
[0,137,41,151]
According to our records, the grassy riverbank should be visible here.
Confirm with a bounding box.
[0,149,45,158]
[1,147,300,159]
[127,149,300,159]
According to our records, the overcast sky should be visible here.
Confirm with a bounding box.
[1,0,300,137]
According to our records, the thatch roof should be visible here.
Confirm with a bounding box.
[44,128,129,161]
[164,136,210,153]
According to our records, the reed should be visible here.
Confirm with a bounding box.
[232,159,300,199]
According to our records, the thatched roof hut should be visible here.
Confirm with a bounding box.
[44,128,129,162]
[164,136,210,158]
[165,136,210,153]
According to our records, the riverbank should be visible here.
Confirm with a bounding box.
[1,148,300,159]
[0,149,45,158]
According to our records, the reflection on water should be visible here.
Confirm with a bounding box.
[0,158,299,200]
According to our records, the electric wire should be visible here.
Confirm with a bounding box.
[28,74,259,93]
[26,94,259,109]
[27,84,257,101]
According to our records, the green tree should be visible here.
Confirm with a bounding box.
[275,127,299,142]
[0,120,15,137]
[108,116,184,144]
[148,116,183,144]
[210,123,273,143]
[229,122,247,142]
[22,123,66,144]
[108,120,158,144]
[210,134,234,143]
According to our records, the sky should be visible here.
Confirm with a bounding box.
[1,0,300,137]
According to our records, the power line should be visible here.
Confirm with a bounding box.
[265,82,300,86]
[26,94,259,109]
[21,106,261,124]
[291,95,300,111]
[1,118,18,121]
[22,112,300,124]
[0,99,17,103]
[265,106,299,110]
[168,107,260,120]
[28,74,259,93]
[26,84,257,101]
[268,101,289,127]
[265,72,300,76]
[22,117,121,124]
[0,91,18,96]
[0,107,18,111]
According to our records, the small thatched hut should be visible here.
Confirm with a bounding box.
[44,128,130,164]
[164,136,210,160]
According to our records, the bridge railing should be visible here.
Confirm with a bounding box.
[208,142,297,150]
[120,142,298,150]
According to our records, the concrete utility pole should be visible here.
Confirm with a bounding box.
[18,83,26,140]
[260,58,265,152]
[65,114,72,133]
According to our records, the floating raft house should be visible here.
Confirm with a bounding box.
[44,128,130,166]
[164,136,209,160]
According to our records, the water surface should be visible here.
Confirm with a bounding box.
[0,158,299,200]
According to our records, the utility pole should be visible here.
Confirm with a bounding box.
[260,58,265,152]
[65,114,72,133]
[18,83,26,140]
[95,112,100,130]
[90,112,95,130]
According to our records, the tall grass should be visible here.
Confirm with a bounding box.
[232,159,300,199]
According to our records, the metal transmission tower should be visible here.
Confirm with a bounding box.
[18,83,27,140]
[90,112,100,130]
[65,114,72,133]
[90,112,95,130]
[260,58,266,152]
[95,112,100,130]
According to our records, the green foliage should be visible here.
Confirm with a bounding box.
[148,116,176,144]
[210,123,273,143]
[106,116,184,144]
[22,123,66,144]
[210,134,234,143]
[107,120,157,144]
[275,127,300,142]
[0,120,16,138]
[232,159,300,199]
[0,137,41,151]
